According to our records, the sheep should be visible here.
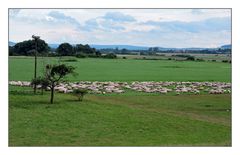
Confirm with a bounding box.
[9,80,231,95]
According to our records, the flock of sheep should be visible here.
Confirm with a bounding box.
[9,81,231,95]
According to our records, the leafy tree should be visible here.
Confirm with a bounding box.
[56,43,74,56]
[13,39,49,56]
[9,46,16,56]
[45,64,75,103]
[74,44,96,55]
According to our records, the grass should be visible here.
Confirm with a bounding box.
[9,56,231,146]
[9,86,231,146]
[9,56,231,82]
[118,53,231,62]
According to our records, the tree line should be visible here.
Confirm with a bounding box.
[9,38,102,57]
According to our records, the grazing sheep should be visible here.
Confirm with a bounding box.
[9,81,231,95]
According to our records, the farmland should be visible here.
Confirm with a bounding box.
[9,56,231,146]
[9,56,231,82]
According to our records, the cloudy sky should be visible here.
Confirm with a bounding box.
[9,9,231,48]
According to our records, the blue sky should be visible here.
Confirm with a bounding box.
[9,9,231,48]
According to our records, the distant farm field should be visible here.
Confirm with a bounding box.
[9,56,231,82]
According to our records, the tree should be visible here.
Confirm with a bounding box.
[44,64,75,103]
[74,44,96,55]
[13,38,49,56]
[56,43,74,56]
[9,46,16,56]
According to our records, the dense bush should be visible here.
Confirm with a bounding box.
[186,56,195,61]
[76,53,87,58]
[222,60,229,63]
[73,89,88,101]
[31,76,50,94]
[196,58,204,62]
[174,54,192,58]
[103,53,117,59]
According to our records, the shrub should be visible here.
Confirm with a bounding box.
[31,76,50,94]
[122,56,127,59]
[175,54,191,58]
[222,60,228,63]
[76,53,87,58]
[168,58,172,60]
[196,58,204,62]
[48,52,57,57]
[88,55,97,58]
[103,53,117,59]
[212,59,216,62]
[73,89,88,101]
[186,56,195,61]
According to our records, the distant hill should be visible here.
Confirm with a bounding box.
[8,41,231,51]
[220,44,231,49]
[48,44,59,49]
[90,44,149,50]
[9,41,16,46]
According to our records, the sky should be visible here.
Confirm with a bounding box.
[9,9,231,48]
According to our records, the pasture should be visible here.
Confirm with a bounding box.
[9,56,231,82]
[9,86,231,146]
[9,56,231,146]
[117,53,231,62]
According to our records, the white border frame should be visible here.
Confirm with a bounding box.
[1,0,240,155]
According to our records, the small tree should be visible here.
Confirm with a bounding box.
[73,89,88,101]
[45,64,75,103]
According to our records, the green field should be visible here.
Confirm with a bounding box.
[9,56,231,82]
[9,86,231,146]
[118,53,231,62]
[9,56,231,146]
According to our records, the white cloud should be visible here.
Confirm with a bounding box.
[9,9,231,48]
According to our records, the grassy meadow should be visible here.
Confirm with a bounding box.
[9,56,231,146]
[9,56,231,82]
